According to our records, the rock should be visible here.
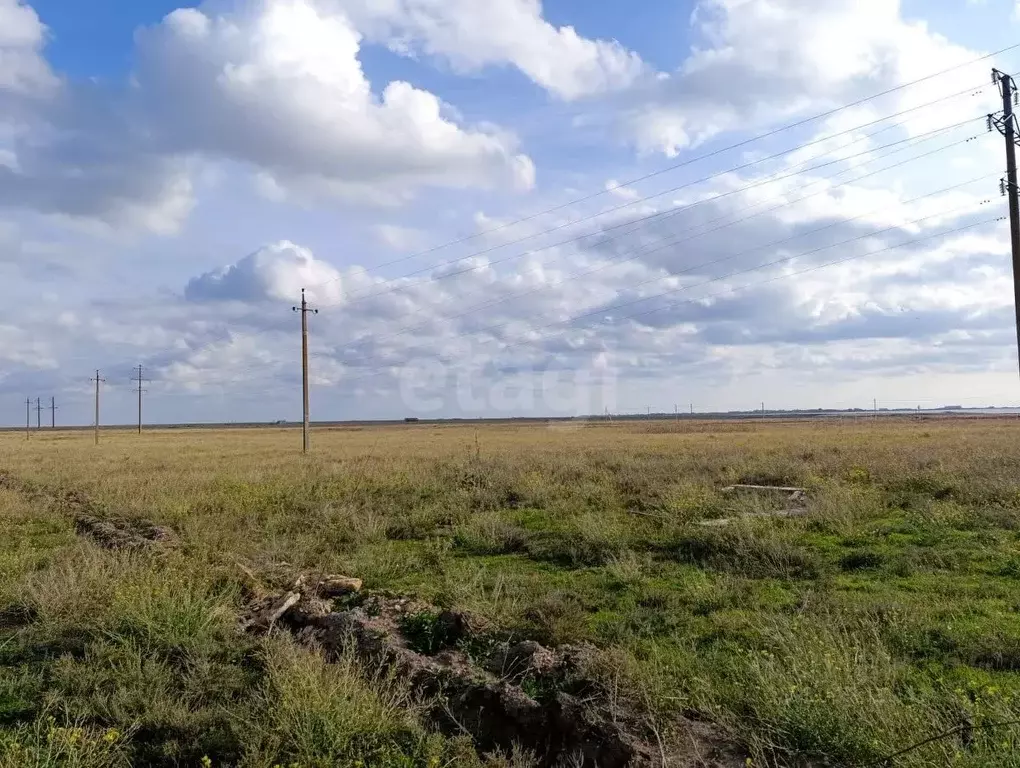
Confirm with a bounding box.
[316,576,363,598]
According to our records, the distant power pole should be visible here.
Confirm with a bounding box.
[25,398,30,439]
[990,68,1020,378]
[690,403,694,415]
[91,370,105,446]
[761,402,766,421]
[292,289,318,454]
[48,397,57,429]
[674,403,679,422]
[34,397,42,430]
[133,365,149,434]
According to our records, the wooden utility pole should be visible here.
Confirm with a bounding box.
[34,397,42,430]
[133,365,148,434]
[292,289,318,454]
[991,68,1020,377]
[25,398,30,439]
[49,397,57,429]
[91,370,105,446]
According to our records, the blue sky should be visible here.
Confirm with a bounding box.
[1,0,1020,426]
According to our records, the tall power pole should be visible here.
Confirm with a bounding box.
[292,289,318,453]
[34,397,42,429]
[25,398,30,439]
[91,370,105,446]
[133,365,148,434]
[991,68,1020,378]
[49,397,57,429]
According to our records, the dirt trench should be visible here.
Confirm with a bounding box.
[0,470,175,550]
[243,577,746,768]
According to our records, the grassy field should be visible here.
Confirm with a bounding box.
[3,418,1020,766]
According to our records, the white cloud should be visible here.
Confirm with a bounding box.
[375,223,423,250]
[626,0,987,156]
[0,0,534,232]
[184,240,347,305]
[0,0,56,95]
[340,0,647,100]
[134,0,534,203]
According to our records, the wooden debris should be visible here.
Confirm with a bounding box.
[722,484,805,496]
[266,591,302,625]
[702,484,810,526]
[699,509,808,527]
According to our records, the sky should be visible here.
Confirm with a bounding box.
[2,0,1020,425]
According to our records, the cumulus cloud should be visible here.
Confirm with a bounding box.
[184,241,347,305]
[340,0,647,100]
[0,0,534,232]
[0,0,56,96]
[135,0,535,202]
[625,0,987,156]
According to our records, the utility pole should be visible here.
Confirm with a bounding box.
[48,397,57,429]
[25,398,30,439]
[292,289,318,454]
[34,397,42,430]
[675,403,679,422]
[991,68,1020,378]
[91,370,105,446]
[132,365,148,434]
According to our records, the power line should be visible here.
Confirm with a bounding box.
[311,107,990,311]
[311,180,992,375]
[301,43,1020,284]
[25,66,1014,407]
[325,208,1002,390]
[313,139,987,363]
[205,194,1001,395]
[143,110,995,395]
[189,163,987,395]
[33,78,1003,393]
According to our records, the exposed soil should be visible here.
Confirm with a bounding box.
[0,470,176,550]
[72,512,176,550]
[242,576,746,768]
